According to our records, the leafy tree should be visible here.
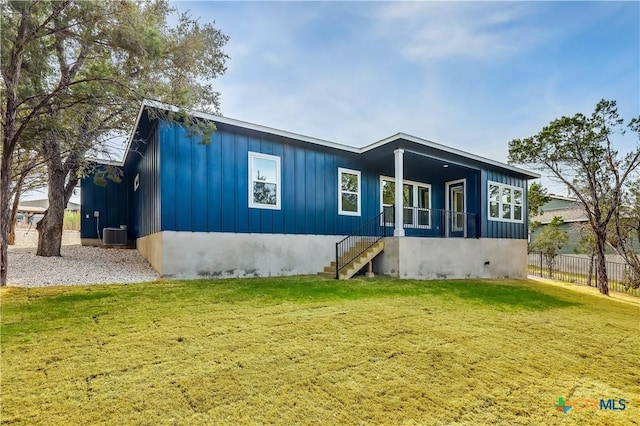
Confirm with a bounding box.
[527,182,551,219]
[610,178,640,289]
[1,0,228,285]
[527,182,551,252]
[509,100,640,295]
[530,216,569,278]
[574,224,597,287]
[7,147,45,245]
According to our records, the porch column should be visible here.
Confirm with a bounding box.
[394,149,405,236]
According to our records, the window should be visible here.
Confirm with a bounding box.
[380,176,431,228]
[338,168,361,216]
[488,181,524,222]
[249,152,281,210]
[452,186,464,231]
[513,188,523,221]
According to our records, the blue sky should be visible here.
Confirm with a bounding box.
[171,0,639,195]
[29,1,635,202]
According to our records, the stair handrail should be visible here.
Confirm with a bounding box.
[336,210,387,279]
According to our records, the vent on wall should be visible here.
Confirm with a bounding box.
[103,228,127,246]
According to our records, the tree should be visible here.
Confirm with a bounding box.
[509,100,640,295]
[528,182,551,219]
[530,216,569,278]
[7,147,45,244]
[527,182,551,253]
[610,177,640,289]
[574,224,597,287]
[1,0,228,285]
[1,0,225,278]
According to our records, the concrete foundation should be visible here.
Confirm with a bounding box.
[137,231,342,278]
[136,232,164,275]
[80,238,101,247]
[131,231,527,280]
[373,237,528,279]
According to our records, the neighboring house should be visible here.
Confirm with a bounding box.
[529,195,588,254]
[17,199,81,226]
[81,100,539,279]
[530,194,640,256]
[18,199,80,212]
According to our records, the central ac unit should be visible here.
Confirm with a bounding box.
[103,227,127,246]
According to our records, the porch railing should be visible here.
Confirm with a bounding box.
[383,206,478,238]
[336,211,386,279]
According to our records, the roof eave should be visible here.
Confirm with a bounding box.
[362,132,540,179]
[114,100,540,179]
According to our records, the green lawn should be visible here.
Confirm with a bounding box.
[1,277,638,425]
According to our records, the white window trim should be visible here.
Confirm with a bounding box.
[248,151,281,210]
[487,180,524,223]
[380,176,432,228]
[338,167,361,216]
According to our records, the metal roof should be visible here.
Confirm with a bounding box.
[113,99,540,179]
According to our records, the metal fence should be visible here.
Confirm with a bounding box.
[528,252,640,297]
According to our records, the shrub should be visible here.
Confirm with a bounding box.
[63,211,80,231]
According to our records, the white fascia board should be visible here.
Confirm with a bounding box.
[119,102,148,166]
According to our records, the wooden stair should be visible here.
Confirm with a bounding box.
[318,241,385,280]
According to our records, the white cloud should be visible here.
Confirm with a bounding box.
[180,0,638,184]
[373,2,543,62]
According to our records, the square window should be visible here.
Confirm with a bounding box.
[514,189,523,205]
[341,193,358,213]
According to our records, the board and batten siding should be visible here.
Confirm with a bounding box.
[159,121,379,236]
[80,122,160,240]
[480,169,529,239]
[80,172,129,240]
[131,122,161,238]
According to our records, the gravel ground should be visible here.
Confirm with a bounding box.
[7,229,159,287]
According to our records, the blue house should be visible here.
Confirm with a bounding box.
[81,100,539,279]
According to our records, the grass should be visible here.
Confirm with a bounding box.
[63,211,80,231]
[1,277,639,425]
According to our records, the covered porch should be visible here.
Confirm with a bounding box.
[327,139,486,279]
[362,136,484,240]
